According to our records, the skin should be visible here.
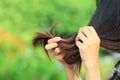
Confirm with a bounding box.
[45,26,101,80]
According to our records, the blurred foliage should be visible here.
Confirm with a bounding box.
[0,0,115,80]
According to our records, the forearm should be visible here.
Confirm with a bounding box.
[63,63,82,80]
[85,62,101,80]
[63,63,101,80]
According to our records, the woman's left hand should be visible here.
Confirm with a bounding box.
[76,26,101,80]
[75,26,100,67]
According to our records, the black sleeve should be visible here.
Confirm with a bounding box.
[110,61,120,80]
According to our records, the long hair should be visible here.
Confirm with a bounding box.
[33,0,120,70]
[89,0,120,52]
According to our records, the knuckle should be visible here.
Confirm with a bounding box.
[97,38,100,43]
[45,45,49,50]
[93,40,100,45]
[84,26,89,28]
[82,27,85,30]
[90,26,94,29]
[94,37,100,43]
[54,37,58,40]
[78,35,81,39]
[75,36,78,41]
[54,43,58,46]
[79,27,84,31]
[54,48,59,53]
[55,37,61,41]
[48,39,51,43]
[76,41,80,46]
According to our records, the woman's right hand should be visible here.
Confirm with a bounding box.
[45,37,82,80]
[45,37,77,68]
[45,37,66,63]
[45,37,76,68]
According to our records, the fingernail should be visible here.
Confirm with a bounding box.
[57,37,61,40]
[45,45,48,50]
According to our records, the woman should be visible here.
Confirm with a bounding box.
[45,26,101,80]
[33,0,120,80]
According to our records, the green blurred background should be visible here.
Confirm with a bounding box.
[0,0,116,80]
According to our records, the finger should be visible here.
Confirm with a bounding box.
[88,26,100,41]
[75,40,83,49]
[48,37,61,44]
[76,34,80,41]
[77,32,87,43]
[79,27,91,38]
[53,48,61,55]
[45,43,58,51]
[88,26,98,36]
[76,35,83,43]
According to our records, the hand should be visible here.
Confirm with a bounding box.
[45,37,74,67]
[76,26,101,80]
[45,37,65,62]
[45,37,81,80]
[76,26,100,67]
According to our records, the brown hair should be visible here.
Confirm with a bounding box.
[33,23,81,65]
[33,0,120,70]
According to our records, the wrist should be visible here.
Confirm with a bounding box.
[85,62,100,70]
[62,63,80,80]
[84,61,99,69]
[82,56,99,68]
[85,63,101,80]
[62,62,75,70]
